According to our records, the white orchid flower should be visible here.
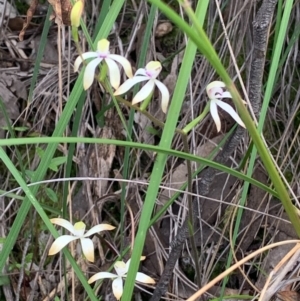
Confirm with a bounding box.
[74,39,133,90]
[88,257,155,300]
[48,218,115,262]
[114,61,170,113]
[206,81,245,132]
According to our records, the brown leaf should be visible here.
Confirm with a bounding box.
[19,0,74,40]
[19,0,39,41]
[277,291,300,301]
[47,0,72,26]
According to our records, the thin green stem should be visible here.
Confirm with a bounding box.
[183,103,210,134]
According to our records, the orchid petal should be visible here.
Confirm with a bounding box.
[114,77,148,96]
[50,218,76,235]
[132,80,155,105]
[124,256,145,273]
[83,57,102,90]
[135,68,147,77]
[206,81,226,91]
[215,100,245,128]
[206,81,226,99]
[80,237,94,262]
[125,258,131,273]
[210,100,221,132]
[145,61,162,79]
[154,79,170,113]
[84,224,115,237]
[48,235,78,255]
[207,86,224,99]
[97,39,110,53]
[136,272,155,284]
[114,261,127,277]
[105,57,121,89]
[220,91,232,99]
[74,52,98,72]
[88,272,117,283]
[109,54,133,78]
[112,277,123,300]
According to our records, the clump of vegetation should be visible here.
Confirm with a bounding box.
[0,0,299,300]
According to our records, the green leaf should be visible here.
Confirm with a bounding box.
[35,147,44,158]
[25,170,34,181]
[0,275,10,286]
[0,126,29,132]
[45,187,58,203]
[49,156,67,172]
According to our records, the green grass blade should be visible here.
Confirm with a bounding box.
[27,6,53,103]
[220,1,296,297]
[0,147,98,300]
[120,3,157,252]
[149,0,300,237]
[0,136,278,197]
[0,1,126,295]
[122,1,210,299]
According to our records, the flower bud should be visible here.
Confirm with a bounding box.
[71,1,84,28]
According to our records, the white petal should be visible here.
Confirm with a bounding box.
[206,81,226,91]
[132,80,155,105]
[154,79,170,113]
[74,52,98,72]
[50,218,76,235]
[145,61,162,79]
[83,58,102,90]
[114,261,127,277]
[124,257,145,272]
[48,235,78,255]
[207,86,223,100]
[216,100,245,128]
[84,224,115,237]
[74,56,83,72]
[109,55,133,78]
[114,77,148,96]
[105,57,121,89]
[112,277,123,300]
[125,258,131,273]
[136,272,155,284]
[88,272,117,283]
[210,100,221,132]
[220,91,232,99]
[81,52,100,60]
[135,68,147,76]
[80,238,94,262]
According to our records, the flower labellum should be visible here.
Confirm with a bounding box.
[74,39,133,90]
[114,61,170,113]
[48,218,115,262]
[206,81,245,132]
